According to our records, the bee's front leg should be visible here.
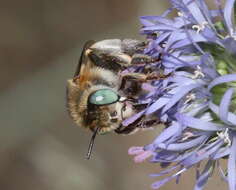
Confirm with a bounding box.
[119,72,171,95]
[88,51,132,71]
[119,72,152,99]
[119,73,146,91]
[120,72,166,84]
[130,54,157,65]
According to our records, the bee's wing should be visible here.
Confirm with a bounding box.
[74,40,96,77]
[90,39,122,53]
[87,39,132,71]
[73,39,146,75]
[87,51,127,72]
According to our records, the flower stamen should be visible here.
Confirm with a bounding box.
[177,12,184,17]
[182,131,195,141]
[192,65,205,79]
[184,93,196,104]
[217,128,231,146]
[192,21,208,34]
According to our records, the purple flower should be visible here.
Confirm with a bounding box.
[128,0,236,190]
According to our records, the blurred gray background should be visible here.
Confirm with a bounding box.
[0,0,228,190]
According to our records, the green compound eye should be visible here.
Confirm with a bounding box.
[89,89,119,105]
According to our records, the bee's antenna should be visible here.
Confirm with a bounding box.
[86,127,99,160]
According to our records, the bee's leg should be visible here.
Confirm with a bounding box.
[119,73,149,99]
[119,73,146,91]
[103,52,132,67]
[121,39,160,65]
[138,119,161,130]
[120,72,161,83]
[88,51,131,72]
[121,73,147,81]
[130,54,156,65]
[119,72,171,93]
[114,117,142,135]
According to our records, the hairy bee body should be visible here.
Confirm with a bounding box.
[67,39,148,134]
[66,39,168,159]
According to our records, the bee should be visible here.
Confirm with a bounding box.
[66,39,158,159]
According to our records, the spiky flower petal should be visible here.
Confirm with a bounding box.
[128,1,236,190]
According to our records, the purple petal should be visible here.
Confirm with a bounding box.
[208,74,236,90]
[185,103,209,118]
[145,122,181,150]
[181,140,224,167]
[146,86,183,115]
[151,176,174,189]
[142,83,156,92]
[170,75,196,84]
[228,133,236,190]
[155,32,171,45]
[140,16,156,27]
[144,40,160,54]
[173,16,190,28]
[128,146,144,155]
[150,165,179,177]
[161,8,173,17]
[194,160,215,190]
[146,96,169,115]
[165,31,186,50]
[219,88,235,124]
[141,24,177,32]
[201,27,221,44]
[210,10,221,17]
[151,150,179,162]
[224,0,236,35]
[165,30,199,50]
[122,110,145,126]
[209,101,236,126]
[163,149,199,163]
[162,83,202,113]
[133,150,153,163]
[172,31,208,48]
[177,113,224,131]
[213,147,230,160]
[151,168,187,189]
[196,0,215,26]
[169,0,195,23]
[200,54,219,79]
[183,0,207,23]
[140,16,174,26]
[222,37,236,55]
[157,135,210,151]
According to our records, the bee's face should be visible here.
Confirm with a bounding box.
[86,89,134,134]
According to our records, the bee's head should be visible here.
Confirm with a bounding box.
[66,80,134,134]
[87,88,134,134]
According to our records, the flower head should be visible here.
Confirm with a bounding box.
[128,1,236,190]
